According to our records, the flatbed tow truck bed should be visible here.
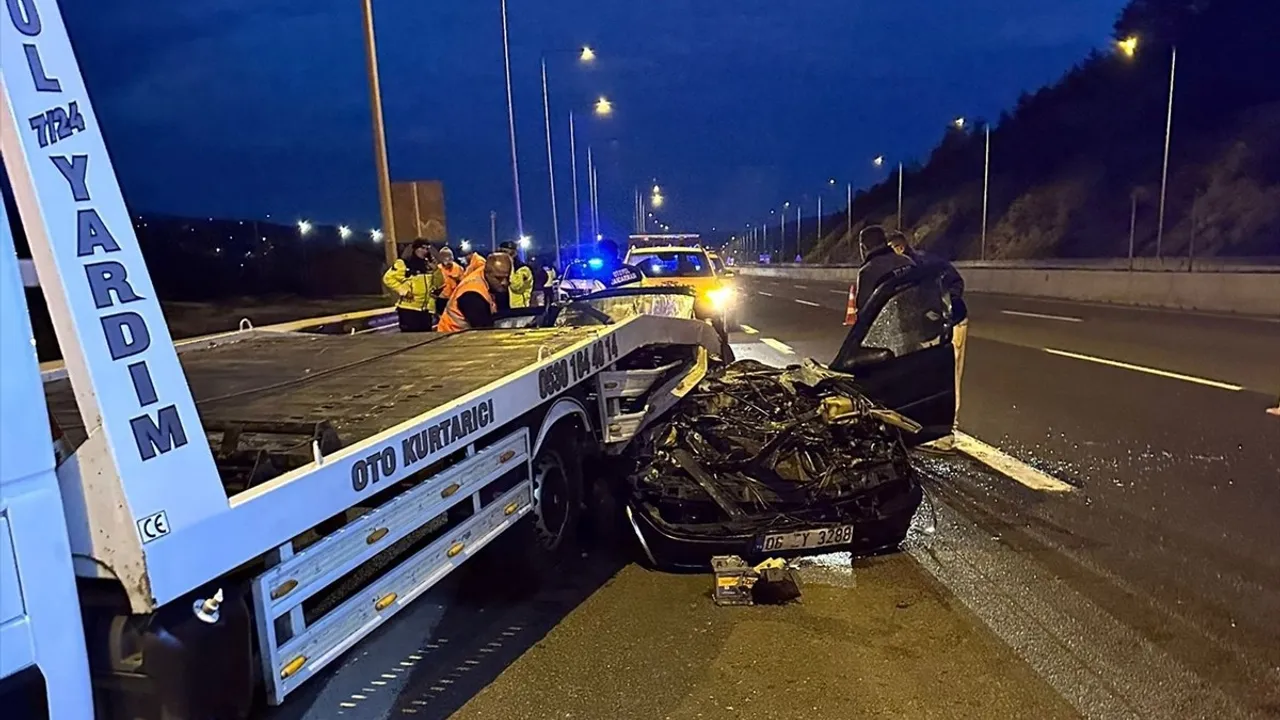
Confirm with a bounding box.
[44,327,592,465]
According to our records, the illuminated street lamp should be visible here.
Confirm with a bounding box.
[338,225,353,240]
[651,192,665,208]
[954,116,966,130]
[518,235,532,250]
[541,45,600,271]
[297,220,312,236]
[371,228,384,242]
[460,239,472,252]
[594,97,613,116]
[1117,34,1176,258]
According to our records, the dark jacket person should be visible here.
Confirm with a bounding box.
[888,231,967,323]
[855,225,914,314]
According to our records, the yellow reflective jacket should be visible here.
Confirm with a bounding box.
[383,259,435,313]
[509,264,534,309]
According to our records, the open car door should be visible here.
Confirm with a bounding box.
[829,265,956,446]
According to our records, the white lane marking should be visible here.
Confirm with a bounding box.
[794,299,822,307]
[794,284,809,289]
[1043,348,1243,391]
[954,432,1073,493]
[760,338,795,354]
[1001,310,1084,323]
[758,291,774,297]
[740,324,759,335]
[830,289,849,295]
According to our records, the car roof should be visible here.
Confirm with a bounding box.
[627,246,709,255]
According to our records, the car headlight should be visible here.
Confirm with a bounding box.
[704,286,734,311]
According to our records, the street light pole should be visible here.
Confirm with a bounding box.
[499,0,524,239]
[540,58,561,269]
[587,147,599,239]
[490,210,497,252]
[359,0,396,270]
[788,204,798,260]
[1156,46,1177,261]
[568,111,580,258]
[897,162,904,230]
[981,123,991,260]
[816,195,822,250]
[846,182,853,240]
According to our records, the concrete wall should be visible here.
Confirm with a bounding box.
[736,264,1280,317]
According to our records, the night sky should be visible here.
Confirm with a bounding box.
[63,0,1125,247]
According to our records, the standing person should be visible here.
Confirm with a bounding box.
[542,260,559,305]
[437,253,513,333]
[498,241,534,308]
[588,238,643,288]
[854,225,914,318]
[433,246,464,316]
[528,254,549,307]
[382,239,436,332]
[889,230,967,451]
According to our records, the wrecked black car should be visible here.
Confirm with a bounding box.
[623,266,958,568]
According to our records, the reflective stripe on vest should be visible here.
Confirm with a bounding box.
[437,272,497,333]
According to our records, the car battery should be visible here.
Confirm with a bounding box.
[711,555,757,606]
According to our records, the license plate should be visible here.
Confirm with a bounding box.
[758,525,854,553]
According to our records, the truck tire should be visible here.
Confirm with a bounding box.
[464,426,584,595]
[527,432,584,557]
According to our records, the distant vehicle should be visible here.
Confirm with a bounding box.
[624,245,738,331]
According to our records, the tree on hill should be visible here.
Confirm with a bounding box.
[804,0,1280,263]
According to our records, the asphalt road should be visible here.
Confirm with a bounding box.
[260,283,1280,720]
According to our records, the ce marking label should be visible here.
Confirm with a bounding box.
[137,511,170,544]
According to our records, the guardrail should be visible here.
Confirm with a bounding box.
[735,260,1280,317]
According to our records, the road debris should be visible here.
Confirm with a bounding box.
[711,556,803,606]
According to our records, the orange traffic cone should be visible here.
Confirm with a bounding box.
[843,284,857,326]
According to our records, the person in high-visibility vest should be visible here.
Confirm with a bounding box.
[432,246,464,316]
[498,241,534,309]
[382,239,436,332]
[543,262,558,305]
[437,253,513,333]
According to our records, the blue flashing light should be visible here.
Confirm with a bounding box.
[587,257,604,270]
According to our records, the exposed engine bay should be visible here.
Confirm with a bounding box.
[624,359,924,568]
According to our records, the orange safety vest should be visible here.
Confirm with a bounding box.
[463,254,486,277]
[439,262,464,298]
[437,270,498,333]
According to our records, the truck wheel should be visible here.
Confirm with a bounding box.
[463,427,584,595]
[528,434,583,556]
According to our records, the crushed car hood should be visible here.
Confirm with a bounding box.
[626,359,921,548]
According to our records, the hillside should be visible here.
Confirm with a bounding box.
[805,0,1280,263]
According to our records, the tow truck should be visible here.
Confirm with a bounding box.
[0,3,721,716]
